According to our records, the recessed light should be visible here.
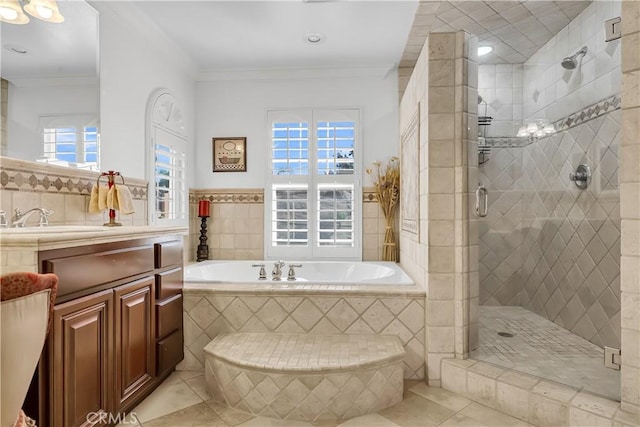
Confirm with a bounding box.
[478,45,493,57]
[305,33,325,44]
[4,44,28,54]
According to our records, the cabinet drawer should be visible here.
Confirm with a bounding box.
[156,294,183,339]
[156,268,183,300]
[43,246,154,298]
[154,241,183,268]
[157,329,183,376]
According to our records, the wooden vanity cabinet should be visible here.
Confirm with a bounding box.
[153,242,184,377]
[113,277,155,411]
[50,289,113,427]
[33,236,184,427]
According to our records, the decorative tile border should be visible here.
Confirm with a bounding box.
[190,189,264,204]
[190,188,379,204]
[480,94,621,148]
[363,187,379,203]
[0,157,147,199]
[551,94,621,133]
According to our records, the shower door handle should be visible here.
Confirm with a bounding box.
[475,185,488,218]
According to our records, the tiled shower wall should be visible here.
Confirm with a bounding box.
[478,147,523,306]
[519,110,621,349]
[478,64,523,138]
[188,188,386,262]
[523,1,621,122]
[478,108,621,349]
[399,31,479,385]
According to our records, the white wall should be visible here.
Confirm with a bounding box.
[194,70,400,188]
[93,2,197,183]
[7,79,98,161]
[524,1,621,122]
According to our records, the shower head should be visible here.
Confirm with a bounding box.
[478,95,483,104]
[561,46,588,70]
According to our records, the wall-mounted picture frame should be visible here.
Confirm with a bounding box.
[212,137,247,172]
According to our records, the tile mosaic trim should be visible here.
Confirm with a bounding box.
[480,94,621,148]
[190,188,379,204]
[0,157,147,199]
[551,94,621,133]
[363,187,379,203]
[190,189,264,204]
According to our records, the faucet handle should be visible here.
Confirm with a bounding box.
[0,210,7,228]
[287,264,302,281]
[38,209,54,227]
[252,264,267,280]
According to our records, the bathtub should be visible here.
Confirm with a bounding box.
[184,260,414,287]
[180,260,425,379]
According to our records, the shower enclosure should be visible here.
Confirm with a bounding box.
[471,1,622,401]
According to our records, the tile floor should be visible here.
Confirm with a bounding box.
[125,371,534,427]
[471,306,620,401]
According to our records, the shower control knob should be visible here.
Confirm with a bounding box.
[569,164,591,189]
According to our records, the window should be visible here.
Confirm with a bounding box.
[147,90,188,226]
[266,109,361,260]
[151,127,187,223]
[39,115,99,170]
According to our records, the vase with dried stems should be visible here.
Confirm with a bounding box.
[366,157,400,262]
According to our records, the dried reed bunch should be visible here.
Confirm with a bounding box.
[366,156,400,261]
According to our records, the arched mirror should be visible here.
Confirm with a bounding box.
[0,0,99,170]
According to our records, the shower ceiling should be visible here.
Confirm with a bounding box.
[400,1,592,66]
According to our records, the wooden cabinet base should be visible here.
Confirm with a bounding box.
[31,237,184,427]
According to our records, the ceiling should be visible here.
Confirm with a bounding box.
[0,0,593,81]
[401,1,591,66]
[0,1,98,79]
[132,1,418,71]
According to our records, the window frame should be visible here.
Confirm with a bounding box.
[265,108,362,260]
[146,89,188,227]
[39,114,100,170]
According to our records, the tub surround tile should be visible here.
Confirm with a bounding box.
[182,291,425,380]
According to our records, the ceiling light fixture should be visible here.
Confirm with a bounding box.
[477,45,494,57]
[0,0,29,24]
[0,0,64,24]
[305,33,325,44]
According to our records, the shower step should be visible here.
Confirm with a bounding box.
[204,332,405,422]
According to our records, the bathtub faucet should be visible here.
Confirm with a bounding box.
[272,260,285,281]
[252,264,267,280]
[287,264,302,281]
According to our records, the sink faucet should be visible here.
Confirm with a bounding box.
[272,260,285,281]
[13,208,54,227]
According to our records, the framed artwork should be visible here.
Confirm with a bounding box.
[212,137,247,172]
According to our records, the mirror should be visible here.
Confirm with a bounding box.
[0,0,99,170]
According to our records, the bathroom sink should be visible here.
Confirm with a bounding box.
[0,226,110,234]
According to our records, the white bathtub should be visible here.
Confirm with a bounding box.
[184,260,414,287]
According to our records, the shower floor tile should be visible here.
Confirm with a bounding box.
[471,306,620,401]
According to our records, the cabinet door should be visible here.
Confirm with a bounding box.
[51,289,113,427]
[114,277,155,411]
